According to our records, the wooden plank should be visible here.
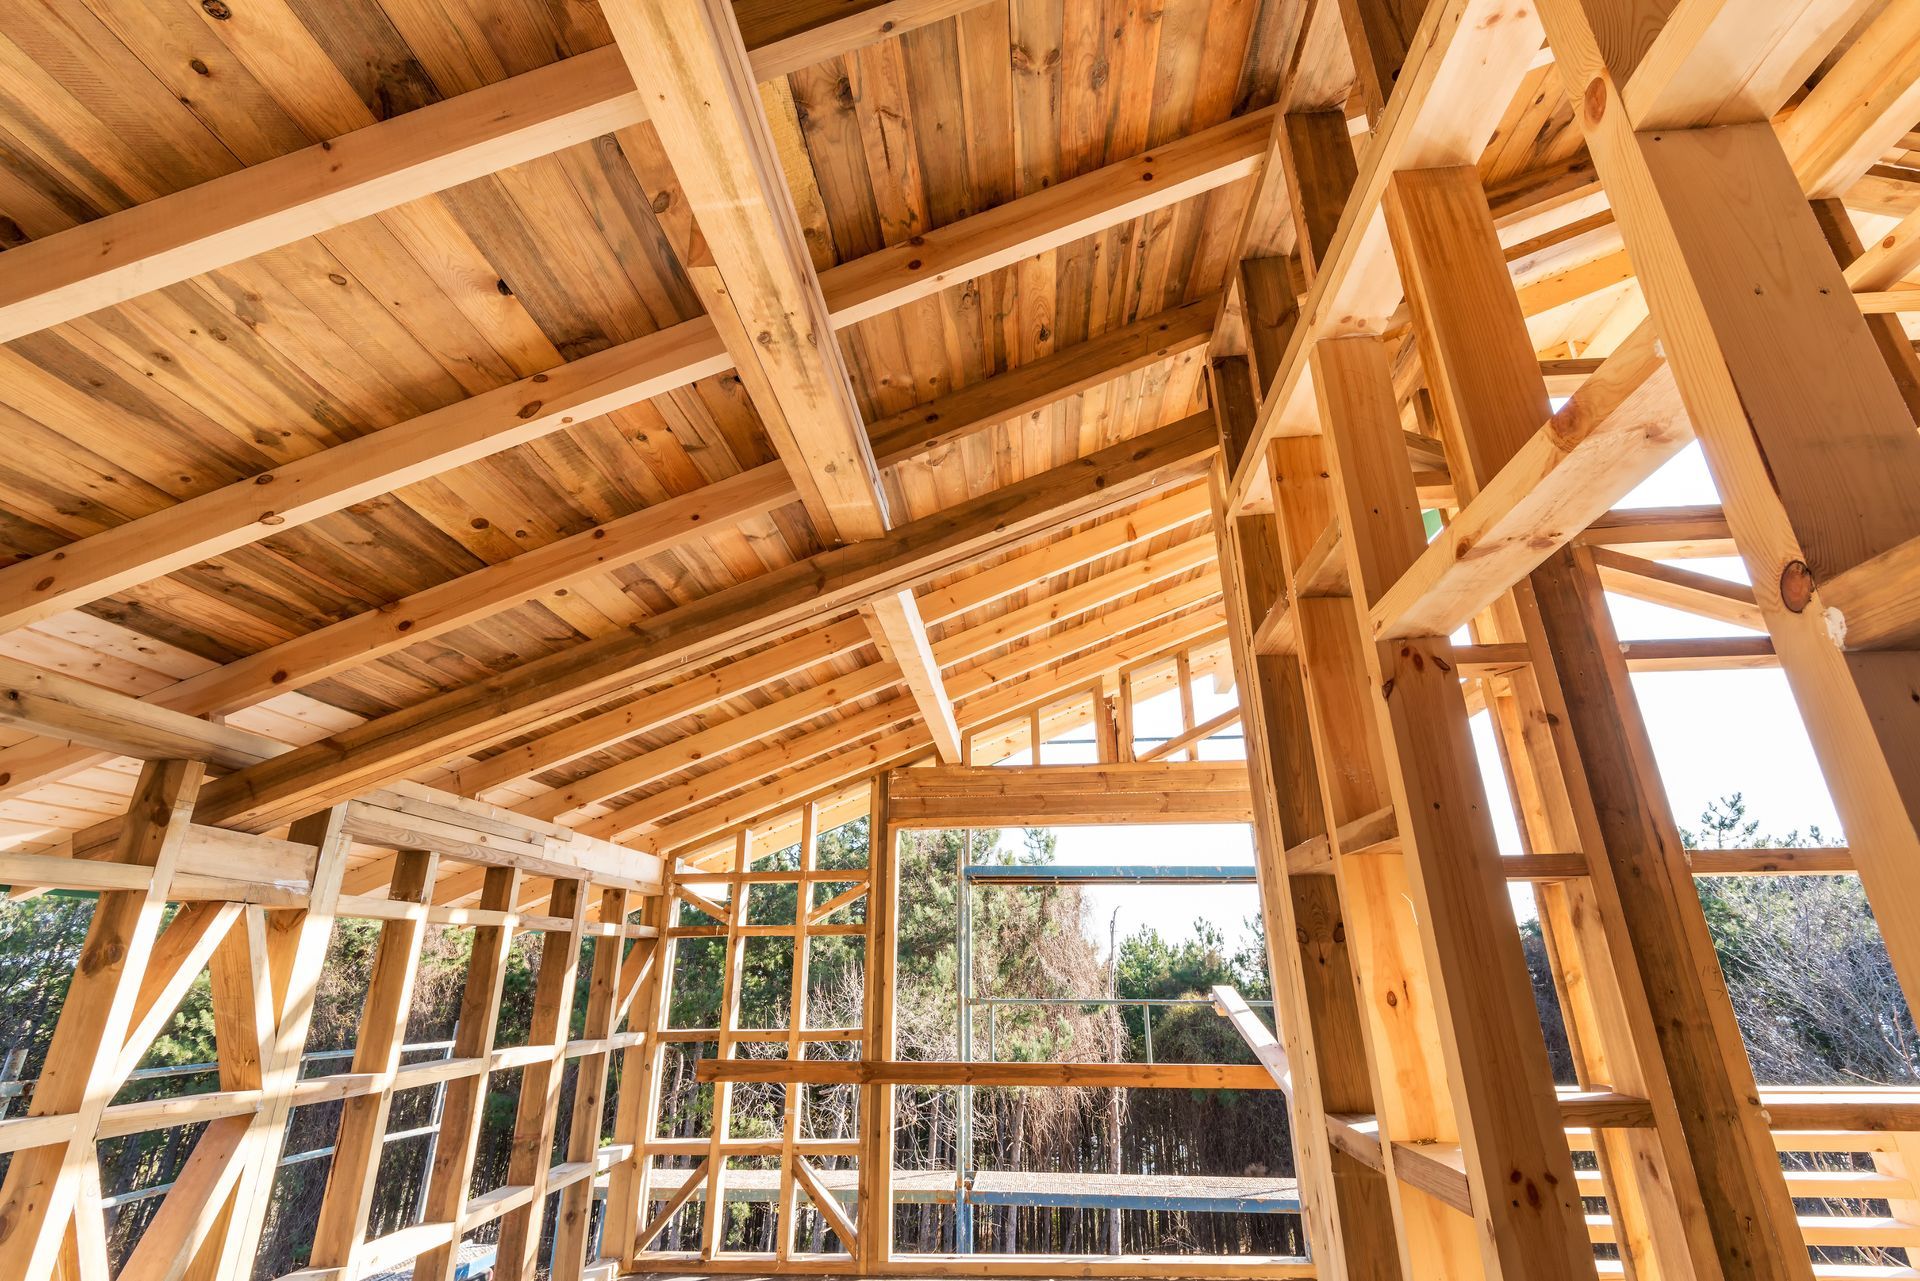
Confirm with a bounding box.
[451,618,875,799]
[696,1060,1281,1090]
[1314,334,1590,1274]
[0,657,284,770]
[1225,0,1548,511]
[494,878,587,1281]
[1588,546,1764,630]
[858,775,896,1273]
[1622,0,1870,130]
[863,592,962,763]
[191,419,1216,831]
[0,317,732,635]
[202,806,354,1280]
[1368,320,1688,639]
[0,110,1252,639]
[414,866,521,1281]
[1531,545,1819,1279]
[518,661,902,821]
[1391,157,1770,1279]
[551,887,634,1279]
[308,849,439,1276]
[886,762,1254,827]
[601,0,887,543]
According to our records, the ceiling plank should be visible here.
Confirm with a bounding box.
[644,608,1230,857]
[0,0,986,345]
[450,617,876,800]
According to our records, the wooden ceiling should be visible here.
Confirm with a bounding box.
[1,0,1914,866]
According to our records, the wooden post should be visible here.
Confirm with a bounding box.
[551,886,634,1278]
[1210,448,1405,1281]
[774,805,816,1260]
[1313,334,1591,1276]
[310,849,441,1275]
[1530,544,1814,1279]
[1540,0,1920,1031]
[496,878,588,1281]
[858,775,897,1271]
[701,842,751,1260]
[1384,159,1743,1279]
[611,864,678,1267]
[0,759,205,1281]
[207,805,353,1281]
[417,867,524,1281]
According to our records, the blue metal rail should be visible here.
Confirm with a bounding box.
[963,864,1259,885]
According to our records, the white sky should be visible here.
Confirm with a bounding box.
[976,441,1841,962]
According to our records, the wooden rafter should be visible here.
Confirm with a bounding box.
[861,592,963,763]
[601,0,887,544]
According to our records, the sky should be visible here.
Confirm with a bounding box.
[971,441,1842,962]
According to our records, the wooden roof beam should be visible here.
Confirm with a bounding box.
[596,585,1226,842]
[0,293,1214,808]
[1622,0,1870,131]
[861,593,963,764]
[187,417,1215,832]
[451,480,1210,799]
[0,106,1258,635]
[1371,324,1687,639]
[0,0,985,345]
[1784,2,1920,198]
[520,660,905,821]
[0,658,657,887]
[601,0,887,544]
[449,617,875,800]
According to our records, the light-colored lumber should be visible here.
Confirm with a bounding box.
[600,0,886,543]
[1315,332,1591,1275]
[864,592,962,763]
[1541,0,1920,1035]
[885,762,1254,828]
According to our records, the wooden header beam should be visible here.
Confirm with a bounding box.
[885,762,1254,829]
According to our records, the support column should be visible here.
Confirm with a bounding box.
[1211,435,1403,1281]
[858,775,898,1271]
[495,878,587,1280]
[417,867,524,1281]
[1386,159,1788,1280]
[1314,333,1592,1277]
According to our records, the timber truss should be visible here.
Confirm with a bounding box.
[3,0,1920,1279]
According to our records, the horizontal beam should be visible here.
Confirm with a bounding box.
[886,762,1254,828]
[1370,323,1689,639]
[655,614,1230,861]
[964,864,1259,884]
[694,1059,1278,1090]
